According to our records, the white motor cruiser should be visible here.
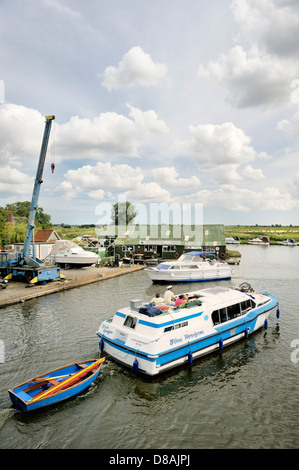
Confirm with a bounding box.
[277,238,297,246]
[145,251,233,283]
[248,237,270,246]
[48,240,100,268]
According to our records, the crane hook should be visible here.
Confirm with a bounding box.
[51,163,55,173]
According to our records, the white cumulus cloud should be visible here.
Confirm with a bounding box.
[198,45,296,108]
[57,162,144,200]
[152,166,201,188]
[174,122,268,184]
[102,46,167,91]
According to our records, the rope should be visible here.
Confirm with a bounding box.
[50,120,56,173]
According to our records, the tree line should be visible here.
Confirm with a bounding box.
[0,201,52,248]
[0,200,137,248]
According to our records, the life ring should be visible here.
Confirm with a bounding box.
[174,252,179,259]
[136,249,141,254]
[220,252,225,259]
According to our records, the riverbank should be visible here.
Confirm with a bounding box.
[0,264,145,309]
[225,225,299,244]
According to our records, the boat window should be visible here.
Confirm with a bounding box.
[164,321,188,333]
[124,315,137,329]
[219,307,228,323]
[181,255,193,261]
[241,299,251,312]
[213,301,255,326]
[175,321,188,329]
[157,264,171,270]
[164,326,174,332]
[227,303,241,320]
[181,264,198,269]
[212,310,220,325]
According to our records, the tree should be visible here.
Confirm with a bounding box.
[5,201,52,229]
[0,201,53,246]
[111,201,136,225]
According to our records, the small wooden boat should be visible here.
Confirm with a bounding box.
[8,358,105,412]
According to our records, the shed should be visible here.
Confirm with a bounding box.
[99,224,226,260]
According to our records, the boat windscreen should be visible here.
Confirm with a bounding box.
[157,264,171,270]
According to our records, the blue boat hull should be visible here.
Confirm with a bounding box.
[8,359,105,412]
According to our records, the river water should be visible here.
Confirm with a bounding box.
[0,245,298,450]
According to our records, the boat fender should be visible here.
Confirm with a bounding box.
[244,328,249,339]
[264,319,268,329]
[276,308,280,319]
[188,351,193,365]
[219,338,223,351]
[99,339,104,352]
[133,359,139,372]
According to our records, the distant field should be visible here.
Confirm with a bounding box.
[54,225,299,245]
[225,226,299,244]
[54,226,97,240]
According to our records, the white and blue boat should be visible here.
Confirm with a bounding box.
[97,283,279,376]
[145,251,233,283]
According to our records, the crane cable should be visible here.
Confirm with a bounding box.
[50,120,56,173]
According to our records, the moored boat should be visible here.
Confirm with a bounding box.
[248,236,270,246]
[145,251,233,283]
[277,238,297,246]
[97,284,279,376]
[225,236,240,244]
[8,358,105,412]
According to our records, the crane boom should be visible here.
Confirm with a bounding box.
[0,114,65,284]
[22,115,55,264]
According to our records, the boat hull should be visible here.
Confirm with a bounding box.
[55,255,99,267]
[97,290,278,376]
[146,269,232,282]
[8,359,105,412]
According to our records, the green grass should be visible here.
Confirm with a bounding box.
[54,226,97,240]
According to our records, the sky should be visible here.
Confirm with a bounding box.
[0,0,299,227]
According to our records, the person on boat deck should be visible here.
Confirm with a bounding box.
[151,293,164,305]
[164,286,176,305]
[174,294,188,308]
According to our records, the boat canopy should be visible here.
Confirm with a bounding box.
[48,240,81,255]
[182,251,218,257]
